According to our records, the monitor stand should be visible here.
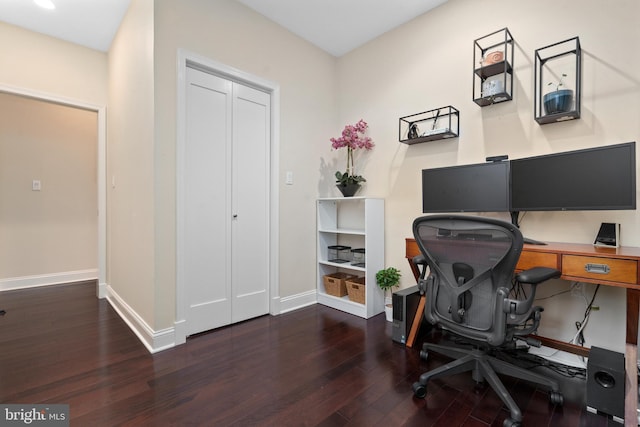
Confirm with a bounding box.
[511,211,547,245]
[523,237,547,246]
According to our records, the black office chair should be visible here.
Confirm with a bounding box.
[411,215,563,427]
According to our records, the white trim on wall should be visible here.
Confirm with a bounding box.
[279,290,317,314]
[0,269,98,291]
[0,83,107,299]
[175,49,281,345]
[105,284,175,353]
[101,287,315,354]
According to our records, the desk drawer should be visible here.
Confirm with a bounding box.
[517,251,559,271]
[562,255,637,284]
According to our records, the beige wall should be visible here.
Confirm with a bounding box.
[3,0,638,352]
[0,93,98,280]
[333,0,640,352]
[0,22,108,105]
[107,0,156,326]
[0,22,106,287]
[107,0,337,331]
[150,0,337,329]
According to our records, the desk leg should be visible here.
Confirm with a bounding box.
[406,295,426,348]
[408,258,421,283]
[406,257,425,348]
[625,289,639,427]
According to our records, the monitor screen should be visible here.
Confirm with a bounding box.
[422,161,510,213]
[510,142,636,211]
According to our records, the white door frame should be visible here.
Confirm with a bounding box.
[0,84,107,296]
[175,49,280,345]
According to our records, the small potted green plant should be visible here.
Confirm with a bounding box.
[376,267,401,321]
[543,73,573,115]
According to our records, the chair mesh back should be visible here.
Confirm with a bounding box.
[414,216,522,334]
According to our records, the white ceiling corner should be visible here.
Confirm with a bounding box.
[236,0,448,56]
[0,0,447,56]
[0,0,131,52]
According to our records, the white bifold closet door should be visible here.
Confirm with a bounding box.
[184,66,270,336]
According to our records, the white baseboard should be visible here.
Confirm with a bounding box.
[1,273,318,353]
[174,319,187,346]
[105,285,175,354]
[0,269,98,291]
[279,289,317,314]
[269,295,281,316]
[105,288,317,353]
[97,281,108,299]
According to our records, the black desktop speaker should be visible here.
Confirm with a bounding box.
[594,222,620,248]
[586,346,625,421]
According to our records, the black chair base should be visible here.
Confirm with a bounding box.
[413,342,563,426]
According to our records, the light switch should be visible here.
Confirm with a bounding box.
[285,171,293,185]
[32,180,41,191]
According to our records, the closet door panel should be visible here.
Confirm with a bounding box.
[231,83,270,323]
[184,68,232,334]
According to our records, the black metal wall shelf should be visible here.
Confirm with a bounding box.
[534,37,581,125]
[473,28,514,107]
[399,106,459,145]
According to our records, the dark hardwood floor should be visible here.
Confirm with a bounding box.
[0,281,617,426]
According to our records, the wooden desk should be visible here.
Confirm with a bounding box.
[406,238,640,426]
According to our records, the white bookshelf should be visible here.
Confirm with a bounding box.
[316,197,384,318]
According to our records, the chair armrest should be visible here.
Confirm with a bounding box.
[413,254,428,294]
[516,267,561,285]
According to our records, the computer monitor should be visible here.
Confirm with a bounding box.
[422,161,510,213]
[510,142,636,212]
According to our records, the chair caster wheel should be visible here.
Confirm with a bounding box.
[503,419,520,427]
[419,349,429,360]
[412,382,426,399]
[550,391,564,406]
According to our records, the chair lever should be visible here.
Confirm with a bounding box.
[418,275,433,295]
[504,299,529,316]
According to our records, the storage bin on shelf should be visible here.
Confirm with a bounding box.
[328,245,351,263]
[345,276,366,304]
[323,272,356,297]
[351,248,365,267]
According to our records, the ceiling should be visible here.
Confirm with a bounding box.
[236,0,448,57]
[0,0,448,56]
[0,0,131,52]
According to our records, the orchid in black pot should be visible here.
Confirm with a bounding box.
[330,119,374,197]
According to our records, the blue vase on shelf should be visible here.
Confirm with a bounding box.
[543,89,573,115]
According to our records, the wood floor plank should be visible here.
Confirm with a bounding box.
[0,281,613,426]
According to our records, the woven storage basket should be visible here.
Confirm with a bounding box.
[323,272,355,297]
[345,276,366,304]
